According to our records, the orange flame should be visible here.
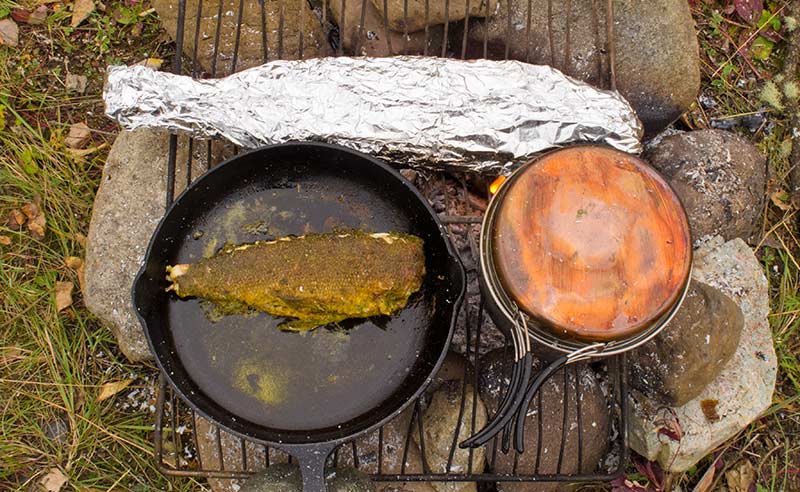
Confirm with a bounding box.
[489,175,507,195]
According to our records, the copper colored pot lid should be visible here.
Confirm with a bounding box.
[490,146,692,342]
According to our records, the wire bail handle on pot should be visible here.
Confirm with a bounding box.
[459,305,607,454]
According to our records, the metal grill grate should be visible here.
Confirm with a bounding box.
[153,295,629,482]
[153,0,627,485]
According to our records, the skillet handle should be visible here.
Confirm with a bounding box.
[290,444,336,492]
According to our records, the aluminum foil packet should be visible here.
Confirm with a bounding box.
[104,56,642,173]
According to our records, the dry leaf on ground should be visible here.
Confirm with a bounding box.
[74,232,87,247]
[692,461,715,492]
[29,5,49,24]
[7,209,26,229]
[770,190,795,211]
[70,0,95,27]
[67,142,108,158]
[135,57,164,69]
[55,281,74,312]
[11,8,30,22]
[65,256,86,296]
[40,468,68,492]
[734,0,763,24]
[0,235,11,246]
[0,347,24,367]
[65,122,92,149]
[0,18,19,47]
[96,379,134,402]
[726,460,756,492]
[22,200,46,239]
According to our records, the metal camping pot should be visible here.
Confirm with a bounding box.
[462,145,692,453]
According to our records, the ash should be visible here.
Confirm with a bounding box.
[417,171,506,356]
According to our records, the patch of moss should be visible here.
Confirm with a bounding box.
[760,80,784,111]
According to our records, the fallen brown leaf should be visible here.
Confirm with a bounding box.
[22,196,45,239]
[11,8,30,23]
[7,209,26,228]
[0,235,11,246]
[65,257,86,296]
[65,122,92,149]
[22,199,46,239]
[692,461,716,492]
[70,0,95,27]
[0,346,24,366]
[770,190,795,211]
[67,142,108,158]
[29,5,49,24]
[74,232,87,247]
[28,212,46,239]
[701,399,720,422]
[96,379,134,402]
[40,468,68,492]
[65,256,82,269]
[726,460,756,492]
[135,57,164,70]
[55,281,74,312]
[0,18,19,47]
[21,201,40,220]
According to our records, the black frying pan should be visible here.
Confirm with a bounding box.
[133,142,466,492]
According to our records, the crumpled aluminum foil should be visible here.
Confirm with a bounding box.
[104,57,642,173]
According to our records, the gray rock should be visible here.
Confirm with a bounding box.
[240,464,375,492]
[460,0,700,135]
[477,349,610,492]
[85,129,229,361]
[415,380,487,492]
[153,0,333,76]
[644,129,767,243]
[628,280,744,406]
[373,0,493,33]
[430,352,473,392]
[330,0,445,56]
[628,237,777,472]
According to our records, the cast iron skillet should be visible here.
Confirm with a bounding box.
[133,142,466,492]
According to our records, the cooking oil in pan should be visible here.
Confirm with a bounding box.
[167,181,434,432]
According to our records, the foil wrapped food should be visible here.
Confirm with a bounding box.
[104,56,643,173]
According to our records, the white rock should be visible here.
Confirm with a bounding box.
[627,236,776,472]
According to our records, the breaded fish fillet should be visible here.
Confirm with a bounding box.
[166,231,425,331]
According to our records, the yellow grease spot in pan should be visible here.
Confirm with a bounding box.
[233,358,289,405]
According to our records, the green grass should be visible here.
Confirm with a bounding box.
[0,3,200,489]
[1,0,799,490]
[0,122,204,491]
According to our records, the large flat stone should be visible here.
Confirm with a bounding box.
[627,237,776,472]
[84,129,227,361]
